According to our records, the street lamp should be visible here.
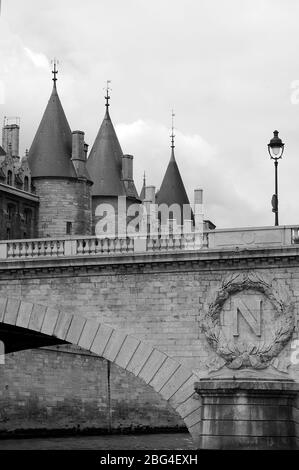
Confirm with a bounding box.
[267,130,284,226]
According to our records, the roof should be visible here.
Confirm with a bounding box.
[28,84,77,178]
[0,145,6,157]
[139,173,146,200]
[86,108,126,197]
[156,148,191,210]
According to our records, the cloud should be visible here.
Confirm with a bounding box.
[1,0,299,228]
[23,47,49,69]
[116,119,264,227]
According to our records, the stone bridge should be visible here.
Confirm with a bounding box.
[1,225,299,449]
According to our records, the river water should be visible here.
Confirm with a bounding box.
[0,432,195,450]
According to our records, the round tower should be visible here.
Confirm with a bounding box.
[28,64,92,238]
[86,85,140,237]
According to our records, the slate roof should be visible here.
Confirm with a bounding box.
[86,108,126,197]
[28,84,77,178]
[156,148,191,209]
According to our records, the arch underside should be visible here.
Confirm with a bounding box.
[0,297,201,442]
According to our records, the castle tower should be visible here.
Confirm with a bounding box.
[86,84,140,236]
[156,113,192,227]
[28,63,92,238]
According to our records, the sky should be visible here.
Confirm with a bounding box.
[0,0,299,228]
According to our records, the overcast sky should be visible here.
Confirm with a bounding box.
[0,0,299,228]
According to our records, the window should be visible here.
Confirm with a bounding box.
[7,170,12,186]
[66,222,72,235]
[6,228,10,239]
[24,209,32,225]
[24,176,29,192]
[7,204,15,220]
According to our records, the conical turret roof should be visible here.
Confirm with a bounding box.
[86,108,126,197]
[156,147,190,209]
[28,83,76,178]
[139,172,146,200]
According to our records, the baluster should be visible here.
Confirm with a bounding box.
[109,238,115,253]
[94,239,101,254]
[32,242,39,257]
[89,238,96,254]
[21,242,27,257]
[160,236,168,250]
[26,242,33,257]
[77,240,84,255]
[7,243,13,258]
[57,241,64,256]
[45,241,51,256]
[51,240,57,256]
[115,238,121,253]
[147,237,154,251]
[168,236,174,250]
[102,238,109,253]
[127,237,134,252]
[15,242,21,257]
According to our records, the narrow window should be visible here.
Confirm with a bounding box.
[24,176,29,192]
[7,205,15,220]
[7,170,12,186]
[25,209,32,225]
[66,222,72,235]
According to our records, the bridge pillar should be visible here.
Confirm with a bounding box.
[194,377,299,450]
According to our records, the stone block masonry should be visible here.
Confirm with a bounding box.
[0,345,184,435]
[34,179,92,238]
[1,245,299,441]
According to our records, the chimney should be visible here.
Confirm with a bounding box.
[194,188,203,205]
[194,188,204,232]
[2,119,20,159]
[71,130,86,178]
[145,185,156,204]
[122,154,133,181]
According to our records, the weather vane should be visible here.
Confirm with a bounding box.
[51,58,59,85]
[104,80,112,108]
[171,109,175,149]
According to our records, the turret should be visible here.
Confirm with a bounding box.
[156,112,192,228]
[86,83,140,236]
[27,62,92,237]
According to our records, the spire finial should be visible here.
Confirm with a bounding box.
[143,171,146,186]
[51,58,59,86]
[171,109,175,150]
[104,80,112,109]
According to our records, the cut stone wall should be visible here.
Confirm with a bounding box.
[0,345,184,435]
[34,178,92,238]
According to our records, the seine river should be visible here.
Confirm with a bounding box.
[0,432,194,450]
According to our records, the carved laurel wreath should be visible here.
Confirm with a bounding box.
[201,274,295,370]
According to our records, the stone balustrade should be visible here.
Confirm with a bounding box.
[0,225,298,259]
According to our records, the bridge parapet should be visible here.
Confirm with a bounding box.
[0,225,298,260]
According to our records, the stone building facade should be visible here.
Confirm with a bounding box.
[0,73,215,436]
[0,123,38,240]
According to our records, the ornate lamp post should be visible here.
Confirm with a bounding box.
[267,130,284,226]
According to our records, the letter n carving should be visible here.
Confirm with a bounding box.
[233,299,262,337]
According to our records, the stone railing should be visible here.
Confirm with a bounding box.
[0,225,298,260]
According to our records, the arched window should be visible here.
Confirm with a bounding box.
[24,176,29,192]
[7,170,12,186]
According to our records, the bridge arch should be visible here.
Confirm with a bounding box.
[0,297,201,443]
